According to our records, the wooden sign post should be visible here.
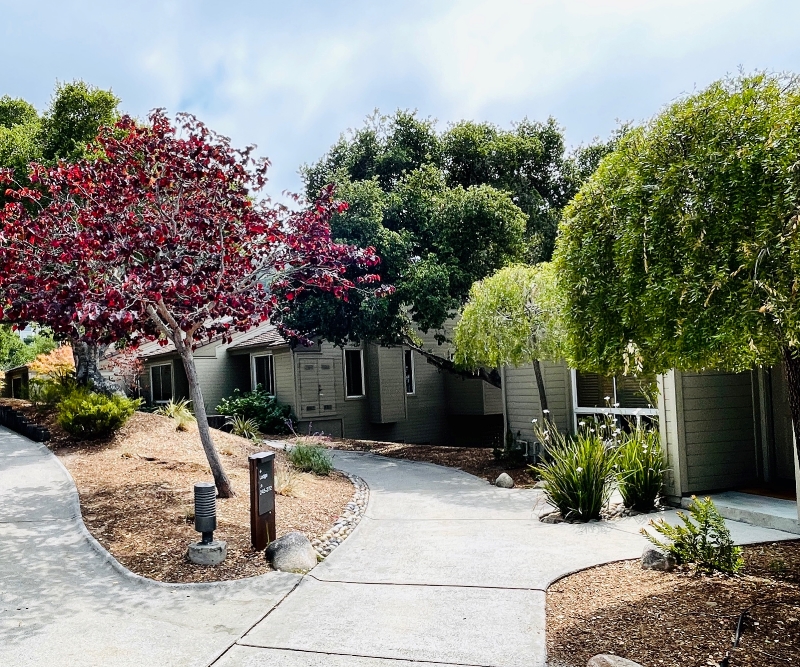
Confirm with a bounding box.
[248,451,276,551]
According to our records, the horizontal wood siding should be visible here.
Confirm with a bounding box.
[504,360,572,445]
[272,349,296,414]
[681,371,757,492]
[193,352,249,415]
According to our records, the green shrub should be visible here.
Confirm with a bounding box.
[531,422,617,521]
[57,389,140,440]
[216,387,294,435]
[29,378,75,410]
[154,398,195,431]
[225,415,260,441]
[644,496,744,574]
[288,443,333,476]
[615,427,665,512]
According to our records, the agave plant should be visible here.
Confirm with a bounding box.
[225,414,260,441]
[154,399,195,431]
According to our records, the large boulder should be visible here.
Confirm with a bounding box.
[587,655,644,667]
[495,473,514,488]
[641,546,676,572]
[265,531,318,573]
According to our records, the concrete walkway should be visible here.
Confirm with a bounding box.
[1,428,797,666]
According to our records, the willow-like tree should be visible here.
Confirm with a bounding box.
[555,73,800,462]
[0,111,383,497]
[453,263,561,420]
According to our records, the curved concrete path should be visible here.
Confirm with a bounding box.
[1,428,796,666]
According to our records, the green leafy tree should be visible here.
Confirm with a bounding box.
[554,72,800,463]
[39,81,119,162]
[453,263,561,416]
[0,325,56,370]
[294,110,608,383]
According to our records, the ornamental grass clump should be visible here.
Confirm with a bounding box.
[288,443,333,476]
[532,421,617,521]
[644,495,743,574]
[225,414,260,441]
[154,398,195,431]
[615,427,665,512]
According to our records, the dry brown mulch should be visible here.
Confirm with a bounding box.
[2,400,353,583]
[280,434,534,486]
[547,541,800,667]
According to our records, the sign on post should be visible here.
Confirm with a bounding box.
[249,451,276,551]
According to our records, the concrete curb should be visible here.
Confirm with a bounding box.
[44,437,301,591]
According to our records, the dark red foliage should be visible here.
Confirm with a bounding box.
[0,110,385,347]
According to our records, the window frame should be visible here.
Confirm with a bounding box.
[344,348,366,399]
[404,348,416,395]
[150,362,174,405]
[570,369,658,431]
[250,353,276,395]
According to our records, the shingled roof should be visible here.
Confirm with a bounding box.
[132,321,287,359]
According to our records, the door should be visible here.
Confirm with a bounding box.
[297,359,338,417]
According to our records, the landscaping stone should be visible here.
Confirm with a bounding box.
[540,511,564,524]
[311,472,368,559]
[266,531,318,573]
[187,539,227,565]
[495,472,514,488]
[587,654,644,667]
[640,546,676,572]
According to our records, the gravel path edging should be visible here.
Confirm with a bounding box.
[311,472,369,559]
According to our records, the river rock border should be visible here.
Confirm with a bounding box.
[311,472,369,558]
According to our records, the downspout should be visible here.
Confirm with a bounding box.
[500,365,509,438]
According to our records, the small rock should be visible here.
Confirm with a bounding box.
[540,511,563,524]
[533,480,547,489]
[495,473,514,488]
[265,531,318,573]
[641,546,676,572]
[587,655,644,667]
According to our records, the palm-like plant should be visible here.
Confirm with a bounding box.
[154,398,195,431]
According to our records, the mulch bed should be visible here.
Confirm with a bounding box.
[2,400,353,583]
[281,434,535,486]
[547,541,800,667]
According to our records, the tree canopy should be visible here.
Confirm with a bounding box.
[0,81,120,194]
[553,72,800,448]
[453,263,561,369]
[290,110,612,355]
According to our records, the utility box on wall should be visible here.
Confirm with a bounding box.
[366,344,407,424]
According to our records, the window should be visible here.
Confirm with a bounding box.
[571,370,658,430]
[344,349,365,398]
[151,363,173,404]
[404,349,415,394]
[252,354,275,394]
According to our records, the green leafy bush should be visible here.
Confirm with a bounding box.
[531,422,617,521]
[615,427,665,512]
[216,387,294,435]
[288,443,333,476]
[154,398,195,431]
[225,415,260,441]
[29,378,75,411]
[57,389,140,439]
[644,496,744,573]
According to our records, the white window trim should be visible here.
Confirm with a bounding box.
[404,349,416,395]
[344,348,366,399]
[150,362,174,405]
[250,353,276,394]
[570,369,658,431]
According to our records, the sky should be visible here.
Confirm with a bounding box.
[3,0,800,198]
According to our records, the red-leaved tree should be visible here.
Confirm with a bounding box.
[0,110,384,497]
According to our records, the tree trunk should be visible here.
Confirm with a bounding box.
[72,339,120,395]
[781,346,800,467]
[532,358,551,423]
[174,334,235,498]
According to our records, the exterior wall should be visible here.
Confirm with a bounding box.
[366,344,407,423]
[3,368,30,398]
[504,360,572,444]
[681,371,757,492]
[193,353,249,415]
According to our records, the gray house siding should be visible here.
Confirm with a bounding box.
[504,361,573,444]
